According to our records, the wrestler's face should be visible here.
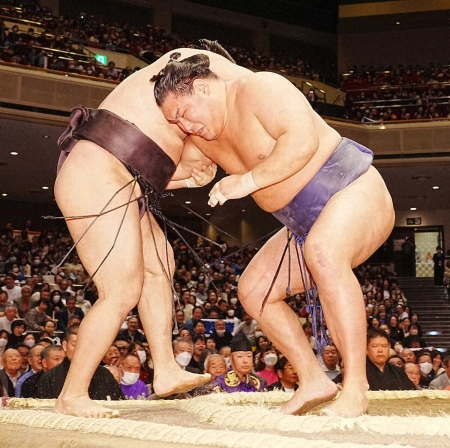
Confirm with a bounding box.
[162,79,226,141]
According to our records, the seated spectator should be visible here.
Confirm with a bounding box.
[0,348,22,396]
[14,285,33,318]
[105,61,119,80]
[118,353,149,399]
[15,343,44,397]
[21,345,66,398]
[0,291,9,315]
[403,362,421,390]
[184,306,204,336]
[416,350,435,387]
[255,334,270,352]
[24,298,50,332]
[210,319,233,350]
[203,353,227,380]
[402,324,426,348]
[431,350,445,376]
[267,356,299,393]
[50,290,65,313]
[102,345,120,367]
[388,355,404,368]
[75,290,91,316]
[40,320,60,345]
[173,310,185,336]
[193,319,206,336]
[117,315,146,343]
[179,328,192,340]
[0,304,18,333]
[127,341,152,384]
[23,333,36,349]
[17,343,30,375]
[29,289,54,317]
[399,348,416,364]
[302,322,317,351]
[429,354,450,390]
[188,334,206,371]
[320,345,341,380]
[189,353,227,397]
[6,319,26,349]
[212,333,266,393]
[37,325,123,400]
[255,346,279,386]
[114,339,129,357]
[205,337,216,349]
[2,273,22,303]
[232,312,257,344]
[173,337,199,374]
[55,297,84,332]
[366,328,415,391]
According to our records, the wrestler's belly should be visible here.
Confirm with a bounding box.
[251,141,341,213]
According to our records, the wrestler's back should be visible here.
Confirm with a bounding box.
[99,49,252,165]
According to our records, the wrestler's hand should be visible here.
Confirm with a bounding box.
[191,163,217,187]
[208,174,251,207]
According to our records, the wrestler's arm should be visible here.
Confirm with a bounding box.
[166,140,217,190]
[208,73,318,205]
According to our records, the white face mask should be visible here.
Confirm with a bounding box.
[216,329,226,336]
[53,295,61,303]
[394,344,403,353]
[264,353,278,366]
[175,351,192,367]
[230,298,238,305]
[0,339,7,348]
[24,339,35,348]
[227,310,235,317]
[410,330,418,336]
[137,350,146,364]
[13,268,19,273]
[121,371,140,385]
[420,362,433,375]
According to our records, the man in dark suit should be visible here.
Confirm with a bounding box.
[268,356,299,392]
[55,297,84,332]
[117,315,146,343]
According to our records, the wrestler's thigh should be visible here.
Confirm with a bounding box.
[139,212,175,277]
[305,166,394,272]
[54,141,144,295]
[238,227,306,310]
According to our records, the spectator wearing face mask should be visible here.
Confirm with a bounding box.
[255,346,279,386]
[402,324,426,348]
[173,338,201,374]
[211,320,233,351]
[416,351,435,387]
[119,353,149,399]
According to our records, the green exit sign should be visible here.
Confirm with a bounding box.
[95,54,107,65]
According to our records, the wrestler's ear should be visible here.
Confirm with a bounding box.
[192,79,210,96]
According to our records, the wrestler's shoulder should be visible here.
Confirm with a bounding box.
[237,72,296,98]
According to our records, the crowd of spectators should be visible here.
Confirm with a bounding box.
[1,218,449,400]
[341,64,450,122]
[0,0,318,83]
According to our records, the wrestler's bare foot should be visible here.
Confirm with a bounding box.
[280,378,338,415]
[55,394,118,418]
[153,368,211,397]
[321,385,369,418]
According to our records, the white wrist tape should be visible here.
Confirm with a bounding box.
[186,177,201,188]
[240,171,259,194]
